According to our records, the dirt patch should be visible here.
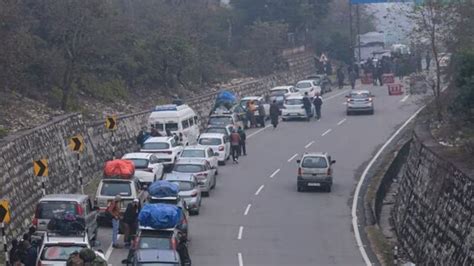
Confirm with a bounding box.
[366,225,394,266]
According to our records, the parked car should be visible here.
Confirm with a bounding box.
[140,137,184,170]
[197,133,230,165]
[37,232,92,266]
[346,90,375,115]
[281,95,315,121]
[165,173,202,215]
[296,152,336,192]
[202,124,233,142]
[180,145,219,174]
[239,96,270,120]
[132,249,181,266]
[306,74,332,94]
[208,111,243,129]
[171,159,216,197]
[122,152,164,185]
[296,80,321,98]
[269,86,299,108]
[32,194,99,243]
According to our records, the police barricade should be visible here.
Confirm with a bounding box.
[388,83,404,95]
[361,73,373,85]
[382,73,395,84]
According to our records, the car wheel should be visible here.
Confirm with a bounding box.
[346,111,351,116]
[202,191,210,197]
[297,185,302,192]
[369,110,374,115]
[326,185,332,193]
[192,209,200,215]
[215,168,219,175]
[282,118,287,121]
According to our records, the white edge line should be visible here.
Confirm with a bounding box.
[247,124,272,139]
[238,226,244,240]
[337,118,347,126]
[321,129,332,136]
[287,153,298,162]
[304,141,315,149]
[400,95,410,102]
[351,105,425,266]
[255,185,264,195]
[238,252,244,266]
[244,204,251,215]
[270,168,280,178]
[325,89,349,100]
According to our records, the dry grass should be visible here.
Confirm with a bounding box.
[366,225,394,266]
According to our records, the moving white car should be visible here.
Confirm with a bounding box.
[179,145,219,174]
[147,104,200,145]
[281,95,315,121]
[122,152,165,185]
[296,80,321,98]
[197,133,230,165]
[141,137,184,170]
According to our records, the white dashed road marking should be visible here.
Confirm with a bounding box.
[325,89,349,100]
[305,141,315,149]
[321,129,332,136]
[287,153,298,162]
[238,253,244,266]
[244,204,251,216]
[400,95,410,102]
[255,185,264,196]
[270,168,280,178]
[337,118,346,125]
[238,226,244,240]
[105,234,123,260]
[247,125,272,139]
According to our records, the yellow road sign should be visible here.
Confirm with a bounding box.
[105,116,117,130]
[0,199,11,224]
[33,159,48,177]
[68,134,84,152]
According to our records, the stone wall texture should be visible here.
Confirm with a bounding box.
[391,121,474,265]
[0,50,315,241]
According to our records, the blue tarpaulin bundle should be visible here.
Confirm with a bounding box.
[148,180,179,198]
[138,203,182,229]
[214,90,237,110]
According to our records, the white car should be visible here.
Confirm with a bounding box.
[141,137,184,169]
[172,159,217,197]
[197,133,230,165]
[240,96,270,119]
[122,152,165,185]
[296,80,321,98]
[281,95,315,121]
[269,86,299,108]
[180,145,219,174]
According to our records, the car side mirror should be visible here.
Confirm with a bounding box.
[296,160,301,164]
[331,160,336,164]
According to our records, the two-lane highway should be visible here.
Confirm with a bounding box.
[103,84,423,265]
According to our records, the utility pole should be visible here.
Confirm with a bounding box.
[356,4,361,65]
[349,1,353,66]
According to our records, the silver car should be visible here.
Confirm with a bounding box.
[172,159,216,196]
[346,90,375,115]
[296,152,336,192]
[165,173,202,215]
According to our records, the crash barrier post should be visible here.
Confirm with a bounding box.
[361,73,373,85]
[382,73,395,84]
[388,83,404,96]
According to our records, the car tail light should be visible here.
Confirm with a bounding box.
[218,146,224,151]
[171,237,177,250]
[32,206,40,226]
[298,167,302,176]
[368,98,373,102]
[347,98,351,102]
[327,168,332,176]
[75,203,84,216]
[190,191,198,197]
[196,172,208,178]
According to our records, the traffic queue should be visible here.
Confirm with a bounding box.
[9,74,338,266]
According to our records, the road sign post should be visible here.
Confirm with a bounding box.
[68,135,85,194]
[1,200,11,266]
[105,116,117,160]
[33,159,48,196]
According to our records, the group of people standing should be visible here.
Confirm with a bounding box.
[244,100,266,129]
[302,92,323,120]
[105,195,140,249]
[9,227,39,266]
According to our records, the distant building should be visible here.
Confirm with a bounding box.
[355,31,388,62]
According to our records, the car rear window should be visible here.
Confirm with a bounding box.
[198,138,222,145]
[285,99,303,105]
[204,128,227,135]
[208,117,232,125]
[37,201,78,219]
[270,90,286,96]
[173,164,205,173]
[138,236,172,250]
[296,82,311,88]
[181,150,206,158]
[170,181,195,191]
[128,158,149,169]
[100,181,132,196]
[40,245,86,261]
[350,93,370,99]
[302,157,328,168]
[142,142,170,150]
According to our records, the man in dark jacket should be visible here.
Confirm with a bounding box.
[122,199,140,247]
[21,240,37,266]
[257,103,266,127]
[136,128,150,148]
[269,100,280,129]
[337,67,345,89]
[237,126,247,156]
[313,93,323,120]
[302,92,312,120]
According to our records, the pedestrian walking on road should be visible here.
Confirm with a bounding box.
[237,126,246,156]
[107,195,122,248]
[313,94,323,120]
[122,199,140,248]
[349,70,357,90]
[337,67,345,89]
[269,100,280,129]
[230,129,241,163]
[257,102,266,127]
[302,92,312,120]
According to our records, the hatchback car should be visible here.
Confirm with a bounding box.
[281,95,315,121]
[239,96,270,120]
[346,90,375,115]
[122,152,165,185]
[180,145,219,174]
[296,80,321,98]
[32,194,99,243]
[202,124,233,141]
[269,86,299,108]
[197,133,230,165]
[165,173,202,215]
[172,159,216,196]
[296,153,336,192]
[306,74,332,94]
[140,137,184,170]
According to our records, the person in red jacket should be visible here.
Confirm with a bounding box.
[230,129,241,163]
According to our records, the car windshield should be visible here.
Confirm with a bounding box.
[208,116,232,125]
[302,157,328,168]
[173,164,205,173]
[40,245,86,261]
[204,128,227,135]
[37,201,77,219]
[181,150,206,158]
[296,82,311,89]
[142,142,169,150]
[165,123,179,131]
[285,99,303,105]
[138,236,172,250]
[170,181,195,191]
[127,158,149,169]
[270,90,287,96]
[350,93,370,99]
[199,138,222,145]
[100,181,132,196]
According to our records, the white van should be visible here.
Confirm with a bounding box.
[148,104,200,146]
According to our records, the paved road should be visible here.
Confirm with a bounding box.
[99,83,423,265]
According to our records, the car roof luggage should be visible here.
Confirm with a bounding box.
[138,203,183,229]
[103,159,135,179]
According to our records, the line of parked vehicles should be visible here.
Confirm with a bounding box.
[26,74,342,265]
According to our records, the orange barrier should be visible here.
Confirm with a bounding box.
[361,74,373,85]
[388,83,404,95]
[382,74,395,84]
